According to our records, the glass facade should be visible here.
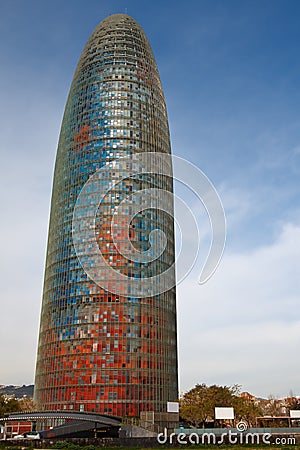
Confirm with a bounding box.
[34,14,178,417]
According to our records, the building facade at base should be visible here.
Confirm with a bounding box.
[34,14,178,417]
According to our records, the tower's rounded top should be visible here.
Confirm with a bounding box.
[101,13,137,21]
[97,13,141,30]
[104,13,134,19]
[73,12,158,83]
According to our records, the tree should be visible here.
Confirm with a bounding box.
[285,396,300,412]
[180,384,263,428]
[262,395,284,416]
[180,383,240,428]
[234,395,262,426]
[19,397,37,412]
[180,384,211,427]
[0,395,21,417]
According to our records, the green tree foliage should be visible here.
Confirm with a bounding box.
[285,396,300,412]
[262,395,283,416]
[0,396,21,417]
[234,395,262,426]
[180,384,262,428]
[18,397,37,412]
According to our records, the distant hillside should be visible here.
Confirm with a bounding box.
[0,385,34,398]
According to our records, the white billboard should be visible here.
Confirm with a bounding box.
[167,401,179,413]
[215,407,235,419]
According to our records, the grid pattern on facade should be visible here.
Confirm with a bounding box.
[34,14,178,417]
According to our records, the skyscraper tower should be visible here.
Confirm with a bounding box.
[34,14,178,417]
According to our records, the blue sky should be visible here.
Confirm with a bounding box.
[1,0,300,398]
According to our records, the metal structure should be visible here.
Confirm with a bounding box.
[0,411,121,425]
[0,411,121,439]
[34,14,178,416]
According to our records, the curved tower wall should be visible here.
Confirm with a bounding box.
[34,14,178,417]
